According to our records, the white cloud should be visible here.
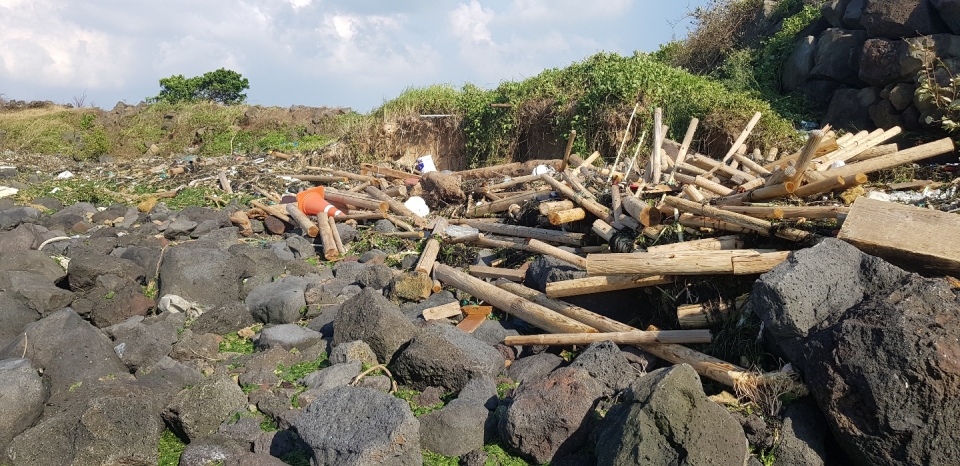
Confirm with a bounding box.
[288,0,313,10]
[508,0,632,22]
[449,1,495,44]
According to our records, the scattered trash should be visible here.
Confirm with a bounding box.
[416,155,437,174]
[56,170,74,179]
[404,196,430,217]
[532,164,554,176]
[0,186,17,198]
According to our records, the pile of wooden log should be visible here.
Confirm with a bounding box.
[228,110,958,391]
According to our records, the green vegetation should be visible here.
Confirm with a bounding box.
[365,52,799,169]
[656,0,822,122]
[218,325,261,354]
[917,54,960,139]
[158,429,186,466]
[393,388,453,417]
[151,68,250,105]
[496,380,519,399]
[276,353,330,384]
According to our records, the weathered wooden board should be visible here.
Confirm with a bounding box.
[838,197,960,276]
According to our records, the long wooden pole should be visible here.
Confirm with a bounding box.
[365,185,427,227]
[478,174,541,192]
[792,173,866,198]
[539,174,615,223]
[716,205,849,219]
[494,280,753,388]
[328,216,346,255]
[645,235,743,253]
[325,189,389,212]
[664,196,817,242]
[468,190,552,217]
[586,250,788,276]
[434,264,596,334]
[678,214,759,235]
[456,219,584,246]
[525,238,587,269]
[785,130,825,185]
[504,330,712,346]
[609,103,640,182]
[545,274,673,298]
[820,137,956,179]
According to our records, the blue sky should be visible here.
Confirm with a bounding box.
[0,0,706,111]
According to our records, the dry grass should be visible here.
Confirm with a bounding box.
[735,364,808,417]
[666,0,765,74]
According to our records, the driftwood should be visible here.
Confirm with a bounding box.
[716,205,849,219]
[314,209,339,260]
[817,137,955,180]
[415,218,448,274]
[360,163,420,180]
[285,204,320,238]
[494,280,754,388]
[664,196,817,243]
[229,210,253,237]
[325,189,389,212]
[678,302,731,329]
[505,330,712,346]
[678,214,759,235]
[585,250,789,276]
[468,265,526,282]
[524,238,586,269]
[548,208,586,225]
[365,185,427,227]
[468,190,552,217]
[792,173,866,198]
[434,264,596,334]
[545,275,673,298]
[539,200,575,215]
[455,219,584,246]
[838,197,960,276]
[540,174,615,223]
[421,301,462,321]
[455,160,563,180]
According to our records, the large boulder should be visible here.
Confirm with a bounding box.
[782,35,819,92]
[810,28,869,86]
[802,273,960,465]
[0,359,46,454]
[0,293,41,350]
[162,375,247,442]
[860,38,910,86]
[257,323,323,351]
[109,312,185,372]
[333,288,417,364]
[245,273,309,325]
[752,238,908,365]
[419,401,493,457]
[569,340,639,396]
[67,253,145,291]
[774,398,832,466]
[823,87,879,131]
[592,364,749,466]
[861,0,949,38]
[498,367,601,464]
[158,246,255,307]
[5,383,164,466]
[391,323,504,392]
[0,309,128,407]
[292,386,422,466]
[931,0,960,34]
[0,206,39,230]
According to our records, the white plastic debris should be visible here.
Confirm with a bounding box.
[159,294,204,320]
[416,155,437,174]
[56,170,74,179]
[865,190,891,202]
[0,186,18,198]
[445,225,480,239]
[532,164,555,176]
[830,160,846,169]
[404,196,430,217]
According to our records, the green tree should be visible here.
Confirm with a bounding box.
[150,68,249,105]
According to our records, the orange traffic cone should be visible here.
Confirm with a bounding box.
[297,187,343,217]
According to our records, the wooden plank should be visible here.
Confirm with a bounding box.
[421,302,463,321]
[838,197,960,276]
[468,265,526,282]
[456,314,488,333]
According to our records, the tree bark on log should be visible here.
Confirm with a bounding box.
[285,204,320,238]
[645,235,743,253]
[314,209,339,260]
[525,238,587,269]
[664,196,817,242]
[365,185,427,227]
[586,250,786,276]
[539,174,615,223]
[457,219,584,246]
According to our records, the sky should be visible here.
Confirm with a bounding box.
[0,0,707,112]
